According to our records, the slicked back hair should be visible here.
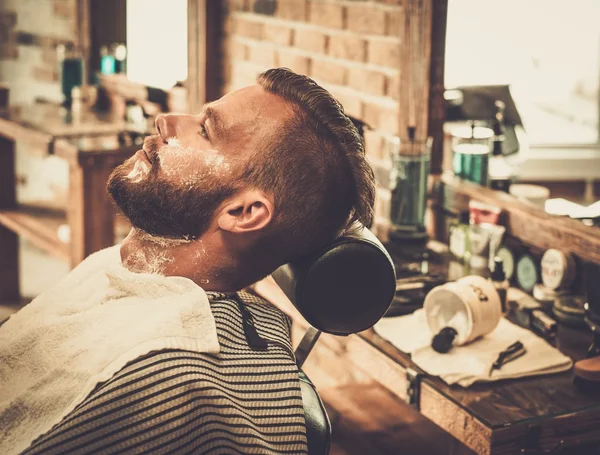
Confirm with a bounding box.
[237,68,375,274]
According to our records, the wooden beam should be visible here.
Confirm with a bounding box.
[187,0,223,114]
[427,0,448,174]
[0,137,20,301]
[399,0,433,141]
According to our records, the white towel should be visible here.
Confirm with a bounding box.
[0,245,219,455]
[374,309,572,387]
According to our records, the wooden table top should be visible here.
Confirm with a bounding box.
[0,103,147,159]
[367,240,600,429]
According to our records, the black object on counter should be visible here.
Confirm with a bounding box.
[432,327,458,353]
[490,257,509,314]
[488,341,527,376]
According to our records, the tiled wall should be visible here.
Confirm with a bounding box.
[222,0,405,231]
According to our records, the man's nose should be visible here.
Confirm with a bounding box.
[155,114,197,140]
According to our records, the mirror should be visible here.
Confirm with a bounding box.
[443,0,600,226]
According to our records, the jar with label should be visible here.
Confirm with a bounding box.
[516,253,540,293]
[424,275,502,353]
[541,249,577,291]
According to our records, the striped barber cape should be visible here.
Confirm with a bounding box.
[23,291,308,455]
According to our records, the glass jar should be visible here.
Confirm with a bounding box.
[451,125,493,186]
[388,136,432,240]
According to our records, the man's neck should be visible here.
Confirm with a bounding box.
[119,229,239,292]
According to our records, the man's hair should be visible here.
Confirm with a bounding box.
[240,68,375,271]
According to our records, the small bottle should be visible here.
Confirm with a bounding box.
[449,210,471,263]
[490,257,509,315]
[489,101,513,192]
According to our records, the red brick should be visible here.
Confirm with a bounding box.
[0,11,17,28]
[346,3,386,35]
[229,60,265,89]
[386,7,404,37]
[53,0,73,19]
[0,44,18,60]
[277,0,308,21]
[0,28,13,44]
[232,0,249,12]
[328,33,366,62]
[41,47,58,65]
[233,16,263,39]
[375,187,392,219]
[367,37,400,67]
[230,39,248,60]
[294,26,328,54]
[310,57,347,86]
[247,41,278,67]
[364,130,385,161]
[348,67,386,97]
[363,99,399,135]
[277,49,310,75]
[386,71,400,99]
[33,66,59,83]
[263,22,293,46]
[329,88,362,118]
[309,1,345,29]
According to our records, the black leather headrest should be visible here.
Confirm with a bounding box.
[271,226,396,336]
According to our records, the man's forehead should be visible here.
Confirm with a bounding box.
[212,84,293,122]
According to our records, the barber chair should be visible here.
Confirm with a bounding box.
[272,226,396,454]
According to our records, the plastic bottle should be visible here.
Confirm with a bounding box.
[489,101,514,192]
[449,210,471,263]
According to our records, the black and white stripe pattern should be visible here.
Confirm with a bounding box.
[24,292,308,455]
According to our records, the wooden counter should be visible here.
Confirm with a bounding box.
[262,240,600,454]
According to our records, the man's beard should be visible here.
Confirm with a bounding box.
[107,159,238,240]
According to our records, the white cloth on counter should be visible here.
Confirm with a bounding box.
[0,245,219,455]
[374,309,572,387]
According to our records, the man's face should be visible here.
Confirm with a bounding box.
[108,85,293,239]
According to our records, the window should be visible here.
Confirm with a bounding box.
[445,0,600,148]
[126,0,188,90]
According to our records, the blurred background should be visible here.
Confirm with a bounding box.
[1,2,600,452]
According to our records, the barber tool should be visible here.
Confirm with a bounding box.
[488,341,527,376]
[489,257,509,315]
[509,289,558,340]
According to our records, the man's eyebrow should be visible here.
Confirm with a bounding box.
[203,105,228,141]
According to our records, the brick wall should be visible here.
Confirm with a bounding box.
[0,0,78,209]
[0,0,78,105]
[222,0,406,233]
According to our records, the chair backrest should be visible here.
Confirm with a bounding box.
[271,226,396,336]
[272,226,396,455]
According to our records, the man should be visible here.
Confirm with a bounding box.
[0,68,375,454]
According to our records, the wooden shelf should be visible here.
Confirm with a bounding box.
[0,205,69,262]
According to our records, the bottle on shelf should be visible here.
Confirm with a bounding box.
[489,100,514,192]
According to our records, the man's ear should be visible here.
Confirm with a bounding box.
[217,189,274,234]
